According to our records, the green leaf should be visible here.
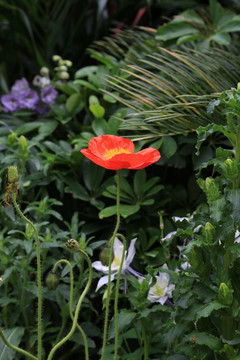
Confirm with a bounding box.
[89,104,105,119]
[0,327,25,360]
[39,121,58,136]
[196,300,226,321]
[210,0,226,28]
[99,204,140,219]
[92,118,109,135]
[74,66,98,79]
[210,32,231,45]
[133,170,146,197]
[161,136,177,158]
[66,93,83,115]
[16,121,42,135]
[156,21,198,42]
[183,331,221,350]
[108,310,136,339]
[226,189,240,223]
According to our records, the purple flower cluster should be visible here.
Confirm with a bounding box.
[1,77,58,115]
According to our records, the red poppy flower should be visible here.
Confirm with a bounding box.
[80,135,161,170]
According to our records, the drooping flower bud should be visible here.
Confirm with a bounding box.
[46,272,59,290]
[218,282,233,306]
[66,238,81,253]
[99,245,111,266]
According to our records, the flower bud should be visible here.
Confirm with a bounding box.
[19,135,28,157]
[46,272,59,290]
[8,132,17,146]
[204,222,215,244]
[99,245,111,266]
[218,282,233,306]
[8,166,18,183]
[205,177,220,201]
[40,67,49,77]
[66,238,81,253]
[52,55,61,62]
[25,223,35,241]
[237,82,240,92]
[59,65,67,71]
[223,158,238,180]
[59,71,69,80]
[64,60,72,67]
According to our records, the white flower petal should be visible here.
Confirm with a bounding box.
[95,274,115,291]
[92,261,109,274]
[113,237,124,259]
[125,238,137,266]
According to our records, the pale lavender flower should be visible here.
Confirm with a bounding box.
[18,89,39,110]
[147,272,175,304]
[11,78,29,94]
[92,237,143,291]
[1,94,19,112]
[40,85,58,104]
[33,75,50,88]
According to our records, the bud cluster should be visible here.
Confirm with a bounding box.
[52,55,72,80]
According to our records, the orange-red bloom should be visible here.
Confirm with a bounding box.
[80,135,161,170]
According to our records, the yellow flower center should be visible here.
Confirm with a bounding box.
[112,256,121,267]
[104,148,131,160]
[154,284,164,296]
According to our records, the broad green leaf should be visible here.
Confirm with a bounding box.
[161,136,177,158]
[210,0,226,28]
[210,32,231,45]
[156,22,198,41]
[108,310,136,339]
[73,79,99,92]
[209,198,226,222]
[226,189,240,223]
[220,20,240,32]
[99,204,140,219]
[39,121,58,135]
[16,121,42,135]
[0,327,25,360]
[92,118,109,135]
[89,104,105,119]
[133,169,146,197]
[74,66,98,79]
[183,331,221,350]
[196,300,226,321]
[66,93,83,115]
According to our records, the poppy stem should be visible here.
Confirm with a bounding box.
[11,194,42,360]
[52,259,89,360]
[101,170,121,360]
[114,233,127,360]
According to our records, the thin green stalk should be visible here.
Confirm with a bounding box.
[114,233,126,360]
[100,170,121,360]
[0,328,37,360]
[52,259,89,360]
[47,249,92,360]
[12,195,42,360]
[20,254,30,329]
[141,320,149,360]
[3,283,8,328]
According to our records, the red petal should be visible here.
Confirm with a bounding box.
[88,135,134,159]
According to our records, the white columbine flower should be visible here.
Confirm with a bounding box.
[147,272,175,305]
[92,237,143,291]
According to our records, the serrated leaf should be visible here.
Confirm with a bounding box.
[196,300,226,321]
[108,310,136,339]
[183,331,221,350]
